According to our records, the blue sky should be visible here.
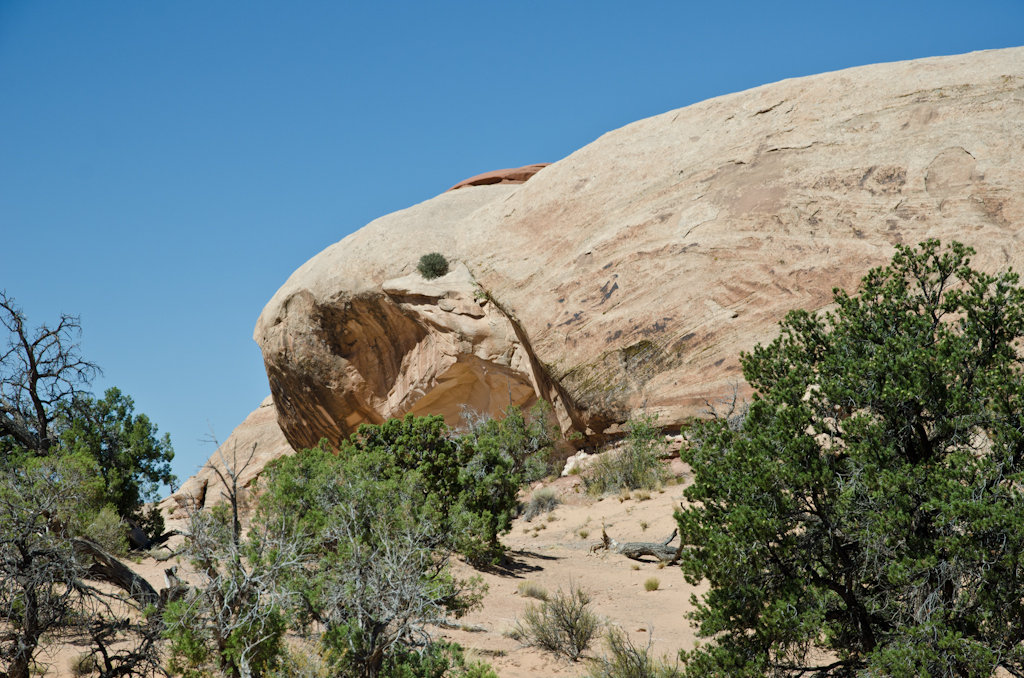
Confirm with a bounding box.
[1,1,1021,487]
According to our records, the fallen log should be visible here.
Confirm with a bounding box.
[72,538,161,608]
[591,528,683,563]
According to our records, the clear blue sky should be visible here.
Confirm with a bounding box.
[2,1,1021,487]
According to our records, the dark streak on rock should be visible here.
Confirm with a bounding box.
[599,282,619,304]
[558,311,585,327]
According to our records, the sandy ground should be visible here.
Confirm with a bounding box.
[39,461,705,678]
[438,464,706,678]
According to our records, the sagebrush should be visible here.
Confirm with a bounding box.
[587,628,679,678]
[512,583,600,662]
[523,486,560,521]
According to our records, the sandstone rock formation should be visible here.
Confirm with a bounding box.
[256,47,1024,451]
[159,395,294,514]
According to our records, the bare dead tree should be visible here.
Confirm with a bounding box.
[203,434,259,545]
[0,292,100,455]
[700,380,748,432]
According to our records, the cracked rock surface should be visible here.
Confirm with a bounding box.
[255,47,1024,450]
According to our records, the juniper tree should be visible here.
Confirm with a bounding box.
[677,241,1024,677]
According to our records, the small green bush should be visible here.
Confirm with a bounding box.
[644,577,660,592]
[82,505,129,556]
[512,583,600,662]
[380,641,498,678]
[418,252,450,280]
[584,415,666,495]
[523,487,560,521]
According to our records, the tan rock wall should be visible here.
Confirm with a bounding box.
[256,47,1024,449]
[160,396,295,515]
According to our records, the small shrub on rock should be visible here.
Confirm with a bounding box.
[417,252,450,279]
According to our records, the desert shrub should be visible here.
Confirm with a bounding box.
[523,487,560,521]
[82,505,129,556]
[70,653,97,678]
[264,414,518,565]
[644,577,660,592]
[417,253,450,280]
[467,401,560,484]
[379,641,497,678]
[587,627,680,678]
[459,661,500,678]
[584,415,666,495]
[260,425,489,677]
[517,580,549,601]
[512,583,600,662]
[269,643,332,678]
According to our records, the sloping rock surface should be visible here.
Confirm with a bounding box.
[256,47,1024,450]
[159,396,295,514]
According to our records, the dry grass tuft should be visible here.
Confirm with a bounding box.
[518,580,549,601]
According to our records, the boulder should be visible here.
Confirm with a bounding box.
[255,47,1024,450]
[562,450,595,477]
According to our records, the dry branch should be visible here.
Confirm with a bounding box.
[591,527,682,563]
[72,537,160,608]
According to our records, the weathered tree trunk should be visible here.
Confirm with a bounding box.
[71,538,160,608]
[592,528,683,563]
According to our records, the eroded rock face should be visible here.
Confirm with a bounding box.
[258,260,571,451]
[159,396,295,514]
[256,47,1024,450]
